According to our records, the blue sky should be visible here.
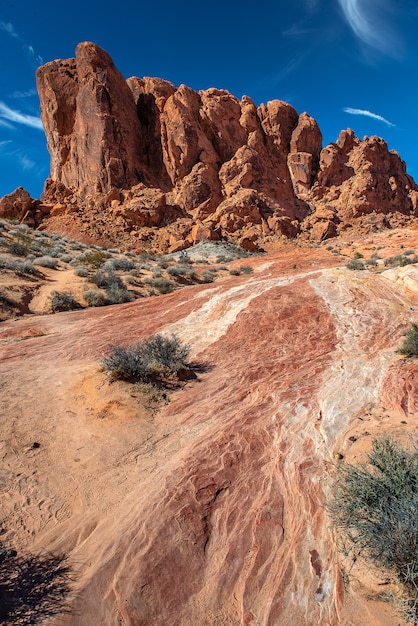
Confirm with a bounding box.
[1,0,417,199]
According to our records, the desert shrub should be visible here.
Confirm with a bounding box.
[102,343,148,381]
[76,250,107,268]
[148,277,176,294]
[178,255,193,265]
[0,288,17,309]
[329,436,418,622]
[200,270,215,283]
[59,253,72,264]
[102,333,190,382]
[33,255,59,269]
[91,269,123,290]
[397,323,418,358]
[17,260,37,276]
[50,291,81,312]
[124,275,141,285]
[157,259,170,269]
[404,249,415,256]
[73,265,90,277]
[103,257,135,271]
[384,254,418,268]
[167,265,189,277]
[7,240,30,256]
[105,285,134,304]
[229,268,241,276]
[239,265,254,274]
[365,259,378,267]
[83,289,108,307]
[346,259,365,270]
[49,246,65,258]
[0,256,36,276]
[142,333,190,373]
[353,251,364,259]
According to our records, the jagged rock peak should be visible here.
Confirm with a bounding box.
[26,42,418,251]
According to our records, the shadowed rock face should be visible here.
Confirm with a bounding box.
[0,247,417,625]
[30,42,418,251]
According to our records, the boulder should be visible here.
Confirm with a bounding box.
[0,187,33,220]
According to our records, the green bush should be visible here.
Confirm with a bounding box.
[77,250,107,268]
[398,323,418,358]
[329,436,418,622]
[102,333,190,382]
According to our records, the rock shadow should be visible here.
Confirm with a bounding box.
[0,544,72,624]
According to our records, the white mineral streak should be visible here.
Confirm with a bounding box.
[311,268,415,450]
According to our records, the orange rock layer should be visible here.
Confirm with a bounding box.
[0,247,417,625]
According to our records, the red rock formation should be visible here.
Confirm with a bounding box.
[37,42,148,198]
[26,42,417,249]
[0,187,33,220]
[314,132,418,215]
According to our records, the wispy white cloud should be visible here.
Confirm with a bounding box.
[0,118,14,130]
[298,0,320,12]
[0,101,43,130]
[18,154,36,170]
[11,88,38,99]
[0,21,43,67]
[0,21,19,38]
[343,106,395,127]
[337,0,402,58]
[0,141,43,173]
[283,22,313,37]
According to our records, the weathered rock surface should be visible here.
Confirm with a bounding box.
[21,41,413,251]
[0,246,416,625]
[0,186,33,220]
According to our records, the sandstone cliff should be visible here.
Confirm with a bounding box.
[3,41,417,252]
